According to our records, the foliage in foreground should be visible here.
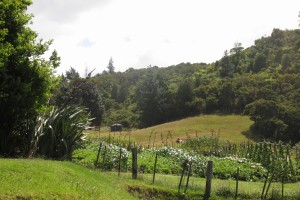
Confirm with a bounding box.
[0,159,135,200]
[34,106,90,159]
[0,0,59,156]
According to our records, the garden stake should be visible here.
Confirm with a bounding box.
[152,132,156,147]
[235,167,239,199]
[152,152,158,184]
[178,160,187,192]
[261,171,269,199]
[264,172,275,200]
[184,161,192,193]
[95,142,102,166]
[148,131,152,148]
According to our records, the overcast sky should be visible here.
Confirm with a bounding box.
[28,0,300,76]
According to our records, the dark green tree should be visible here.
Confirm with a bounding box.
[65,67,80,81]
[229,42,244,73]
[135,67,169,127]
[55,78,104,126]
[0,0,59,156]
[218,79,236,113]
[116,82,129,103]
[281,54,291,70]
[219,50,234,77]
[176,79,198,117]
[111,84,119,100]
[251,53,267,73]
[107,57,115,73]
[283,106,300,142]
[244,99,287,139]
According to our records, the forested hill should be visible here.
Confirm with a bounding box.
[55,28,300,142]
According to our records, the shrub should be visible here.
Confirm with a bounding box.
[34,106,91,159]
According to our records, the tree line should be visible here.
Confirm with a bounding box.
[1,0,300,158]
[53,29,300,142]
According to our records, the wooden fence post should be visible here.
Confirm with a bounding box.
[235,167,239,199]
[152,152,158,184]
[132,147,138,179]
[204,160,213,200]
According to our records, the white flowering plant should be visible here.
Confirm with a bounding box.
[73,139,268,181]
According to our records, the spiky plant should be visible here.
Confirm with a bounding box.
[34,106,91,159]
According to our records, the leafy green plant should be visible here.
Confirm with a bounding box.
[181,135,227,157]
[212,156,266,181]
[73,140,130,170]
[34,106,91,159]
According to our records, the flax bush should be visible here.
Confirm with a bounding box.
[33,106,91,159]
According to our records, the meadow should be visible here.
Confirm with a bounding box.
[88,115,255,145]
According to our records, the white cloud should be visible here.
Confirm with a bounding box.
[78,38,96,48]
[28,0,300,76]
[29,0,111,23]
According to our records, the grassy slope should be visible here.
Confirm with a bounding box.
[89,115,254,144]
[0,159,136,200]
[1,159,299,200]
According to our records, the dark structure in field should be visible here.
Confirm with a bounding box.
[110,123,123,132]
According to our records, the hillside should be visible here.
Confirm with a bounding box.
[54,28,300,142]
[88,115,254,144]
[0,159,135,200]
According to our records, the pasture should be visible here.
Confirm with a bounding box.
[87,115,254,145]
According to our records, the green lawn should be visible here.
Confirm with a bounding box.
[88,115,255,145]
[1,159,299,200]
[136,173,300,199]
[0,159,136,200]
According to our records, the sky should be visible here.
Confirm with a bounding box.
[28,0,300,76]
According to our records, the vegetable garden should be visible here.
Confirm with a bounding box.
[73,132,300,199]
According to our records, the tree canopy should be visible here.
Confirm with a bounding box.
[0,0,59,156]
[86,28,300,142]
[54,68,104,126]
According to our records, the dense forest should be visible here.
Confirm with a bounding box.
[53,28,300,142]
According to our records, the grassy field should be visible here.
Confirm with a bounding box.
[133,173,300,199]
[1,159,299,200]
[0,159,136,200]
[88,115,255,145]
